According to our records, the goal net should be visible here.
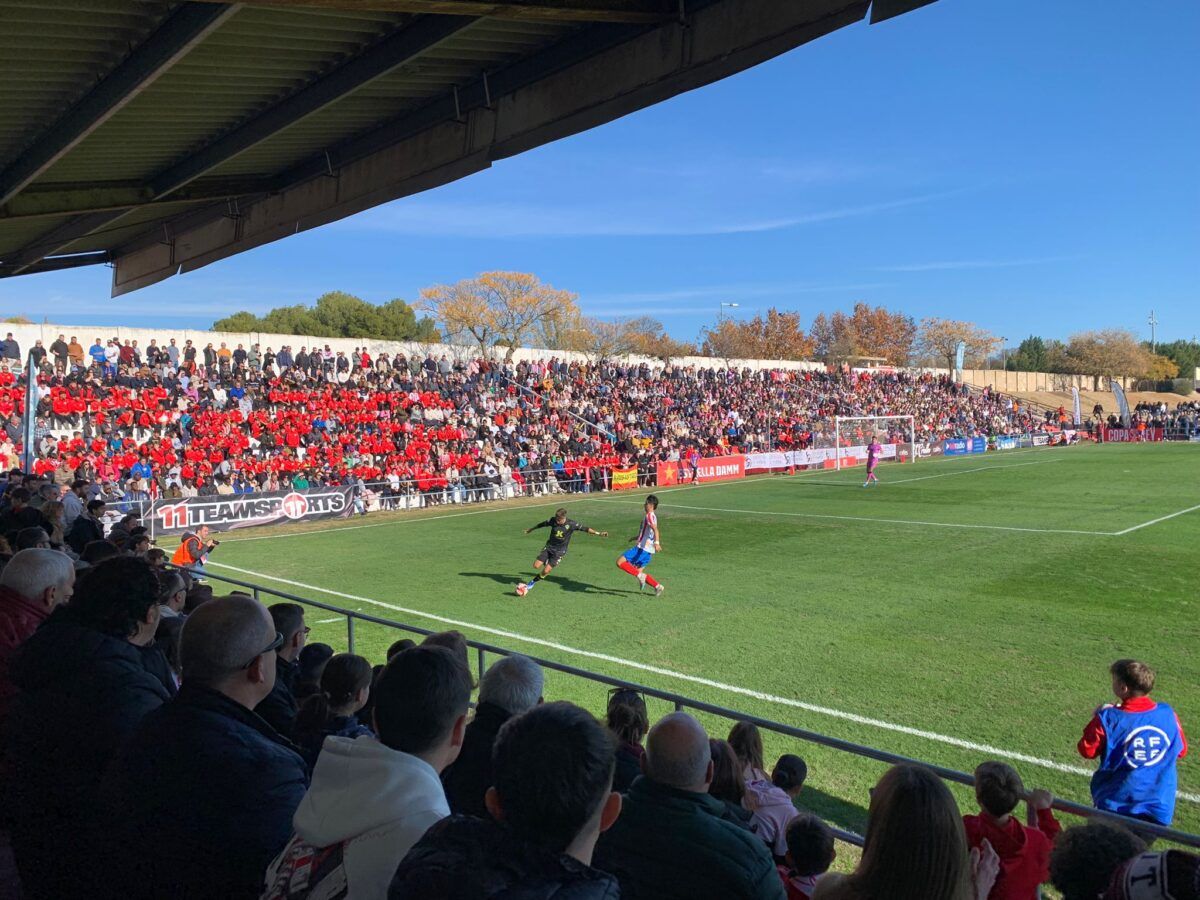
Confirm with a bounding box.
[833,415,916,472]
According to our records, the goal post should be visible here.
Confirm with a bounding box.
[833,415,917,472]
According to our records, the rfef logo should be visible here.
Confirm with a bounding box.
[1122,726,1171,768]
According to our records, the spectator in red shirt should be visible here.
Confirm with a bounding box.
[962,762,1060,900]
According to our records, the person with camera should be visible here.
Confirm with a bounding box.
[169,524,219,579]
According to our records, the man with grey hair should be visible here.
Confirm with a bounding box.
[442,654,544,818]
[593,712,785,900]
[156,571,187,619]
[99,594,309,898]
[0,549,75,731]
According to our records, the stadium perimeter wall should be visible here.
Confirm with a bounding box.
[1,321,824,374]
[5,322,1154,388]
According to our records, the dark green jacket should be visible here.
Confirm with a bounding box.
[593,775,785,900]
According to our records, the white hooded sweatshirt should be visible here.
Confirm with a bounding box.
[266,735,449,900]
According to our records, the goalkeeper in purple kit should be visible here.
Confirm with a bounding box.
[863,438,882,487]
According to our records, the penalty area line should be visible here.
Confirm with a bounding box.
[207,561,1198,803]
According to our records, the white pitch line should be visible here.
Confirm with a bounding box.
[591,497,1111,536]
[885,457,1063,484]
[1110,502,1200,536]
[210,495,598,544]
[207,561,1200,804]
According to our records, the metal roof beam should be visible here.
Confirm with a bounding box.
[1,13,475,274]
[0,179,270,221]
[0,3,240,208]
[0,251,110,278]
[217,0,673,24]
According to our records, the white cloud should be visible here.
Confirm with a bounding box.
[341,192,946,239]
[874,255,1076,272]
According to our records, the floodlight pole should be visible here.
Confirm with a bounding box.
[1148,310,1158,355]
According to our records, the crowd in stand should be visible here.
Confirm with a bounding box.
[0,330,1062,511]
[0,520,1193,898]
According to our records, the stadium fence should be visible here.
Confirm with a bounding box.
[173,564,1200,851]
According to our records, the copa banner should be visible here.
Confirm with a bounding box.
[1099,427,1164,443]
[657,454,746,486]
[611,466,639,491]
[152,486,355,536]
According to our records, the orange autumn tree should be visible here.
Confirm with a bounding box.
[701,307,814,362]
[810,302,915,365]
[419,271,580,359]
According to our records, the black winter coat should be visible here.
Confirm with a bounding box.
[592,776,784,900]
[65,512,104,554]
[390,815,620,900]
[1,607,170,899]
[255,653,299,736]
[97,683,309,899]
[441,701,512,818]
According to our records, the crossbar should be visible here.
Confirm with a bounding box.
[169,564,1200,849]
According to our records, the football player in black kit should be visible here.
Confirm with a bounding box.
[515,507,607,596]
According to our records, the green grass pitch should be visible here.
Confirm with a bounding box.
[192,442,1200,840]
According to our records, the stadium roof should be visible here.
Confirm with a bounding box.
[0,0,934,295]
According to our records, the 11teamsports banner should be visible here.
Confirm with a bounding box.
[657,454,746,486]
[152,486,356,536]
[611,466,639,491]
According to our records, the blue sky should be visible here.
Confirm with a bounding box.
[4,0,1198,346]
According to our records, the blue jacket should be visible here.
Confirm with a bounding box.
[1090,701,1184,825]
[98,682,309,898]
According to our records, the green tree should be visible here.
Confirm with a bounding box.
[1007,335,1048,371]
[212,311,261,333]
[1153,339,1200,378]
[213,293,437,341]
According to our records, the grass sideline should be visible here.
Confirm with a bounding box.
[178,443,1200,840]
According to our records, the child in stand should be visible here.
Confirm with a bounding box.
[777,814,836,900]
[745,754,808,861]
[1078,659,1188,828]
[962,761,1061,900]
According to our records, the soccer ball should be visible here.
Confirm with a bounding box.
[515,583,528,597]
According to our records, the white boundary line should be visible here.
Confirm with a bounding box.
[591,497,1112,536]
[1111,502,1200,536]
[208,560,1200,804]
[885,458,1063,484]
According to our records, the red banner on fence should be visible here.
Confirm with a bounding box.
[1099,427,1164,443]
[656,454,746,486]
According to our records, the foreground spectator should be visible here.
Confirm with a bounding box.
[443,654,544,817]
[593,711,785,900]
[812,765,999,900]
[730,720,770,782]
[962,761,1060,900]
[3,557,168,900]
[265,645,471,899]
[778,814,836,900]
[256,602,308,736]
[1048,823,1145,900]
[0,549,75,730]
[99,594,309,898]
[1079,659,1187,826]
[293,641,335,703]
[291,651,374,769]
[391,701,622,899]
[710,738,754,829]
[65,498,105,554]
[607,687,650,793]
[747,754,807,860]
[1101,849,1199,899]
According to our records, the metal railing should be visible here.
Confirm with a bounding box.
[171,564,1200,850]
